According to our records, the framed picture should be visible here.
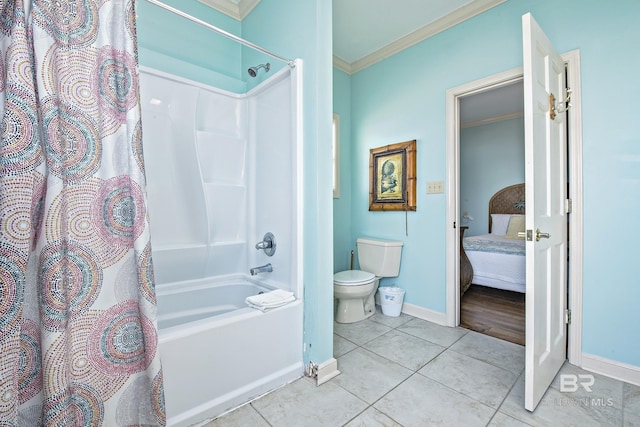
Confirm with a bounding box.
[369,140,416,211]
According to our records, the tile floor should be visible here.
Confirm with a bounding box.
[205,308,640,426]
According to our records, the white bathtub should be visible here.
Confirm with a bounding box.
[140,63,304,426]
[157,276,303,426]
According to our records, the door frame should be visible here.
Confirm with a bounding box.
[444,49,583,366]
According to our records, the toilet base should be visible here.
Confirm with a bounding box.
[334,294,376,323]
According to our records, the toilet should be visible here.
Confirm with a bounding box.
[334,238,403,323]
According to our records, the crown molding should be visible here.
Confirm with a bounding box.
[197,0,260,21]
[460,110,523,128]
[343,0,508,74]
[332,55,352,75]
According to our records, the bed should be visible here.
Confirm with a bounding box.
[461,183,526,294]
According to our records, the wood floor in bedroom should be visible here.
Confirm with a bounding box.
[460,284,525,346]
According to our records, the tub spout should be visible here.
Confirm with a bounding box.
[250,263,273,276]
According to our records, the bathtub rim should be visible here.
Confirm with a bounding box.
[155,273,287,295]
[156,274,299,342]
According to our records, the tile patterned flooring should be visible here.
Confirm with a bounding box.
[205,308,640,426]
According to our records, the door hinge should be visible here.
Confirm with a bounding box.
[565,309,572,325]
[566,198,572,214]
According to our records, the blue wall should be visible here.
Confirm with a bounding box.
[242,0,335,369]
[460,118,525,237]
[138,0,334,367]
[333,69,353,272]
[136,0,246,92]
[340,0,640,367]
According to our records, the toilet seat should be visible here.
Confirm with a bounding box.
[334,270,375,286]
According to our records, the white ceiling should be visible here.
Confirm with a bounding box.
[333,0,473,65]
[331,0,521,125]
[459,80,524,127]
[332,0,507,74]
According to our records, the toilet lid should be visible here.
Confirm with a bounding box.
[334,270,375,286]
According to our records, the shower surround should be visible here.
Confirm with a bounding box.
[139,63,303,426]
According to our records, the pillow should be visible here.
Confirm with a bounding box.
[490,214,513,235]
[505,215,526,239]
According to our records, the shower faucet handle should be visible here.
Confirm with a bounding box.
[255,232,276,256]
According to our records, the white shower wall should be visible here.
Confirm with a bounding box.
[247,72,300,288]
[140,65,301,290]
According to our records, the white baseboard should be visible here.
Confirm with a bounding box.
[316,358,340,386]
[401,302,447,326]
[581,353,640,386]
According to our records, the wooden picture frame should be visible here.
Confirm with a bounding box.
[369,140,417,211]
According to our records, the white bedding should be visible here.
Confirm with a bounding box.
[463,234,526,293]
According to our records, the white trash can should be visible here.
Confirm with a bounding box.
[379,287,405,317]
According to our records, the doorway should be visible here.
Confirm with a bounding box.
[457,79,526,345]
[444,50,584,366]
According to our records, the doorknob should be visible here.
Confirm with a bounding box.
[518,229,550,241]
[535,229,550,241]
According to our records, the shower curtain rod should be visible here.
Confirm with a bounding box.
[143,0,296,68]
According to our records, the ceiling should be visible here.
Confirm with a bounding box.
[331,0,523,126]
[199,0,522,125]
[332,0,507,74]
[459,80,523,127]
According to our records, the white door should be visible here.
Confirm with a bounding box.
[522,13,568,411]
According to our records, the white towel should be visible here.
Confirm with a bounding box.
[245,289,295,312]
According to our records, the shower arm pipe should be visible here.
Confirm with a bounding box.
[143,0,296,68]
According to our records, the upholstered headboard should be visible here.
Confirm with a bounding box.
[488,183,525,233]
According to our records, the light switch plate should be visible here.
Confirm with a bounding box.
[427,181,444,194]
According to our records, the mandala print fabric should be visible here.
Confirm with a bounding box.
[0,0,166,425]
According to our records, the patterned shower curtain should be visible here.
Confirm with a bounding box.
[0,0,165,425]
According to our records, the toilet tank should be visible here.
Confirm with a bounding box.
[357,238,403,277]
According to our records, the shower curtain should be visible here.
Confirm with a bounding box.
[0,0,165,425]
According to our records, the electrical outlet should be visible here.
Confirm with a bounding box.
[427,181,444,194]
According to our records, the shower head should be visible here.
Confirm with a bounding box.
[248,63,270,77]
